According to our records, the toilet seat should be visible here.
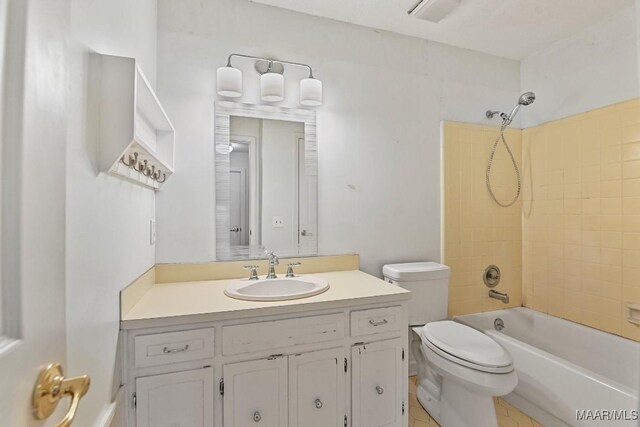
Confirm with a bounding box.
[420,321,513,374]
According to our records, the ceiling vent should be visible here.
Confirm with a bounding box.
[408,0,461,22]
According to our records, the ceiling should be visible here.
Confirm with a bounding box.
[248,0,635,60]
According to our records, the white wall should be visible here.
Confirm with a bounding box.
[521,3,639,127]
[66,1,157,425]
[155,0,521,274]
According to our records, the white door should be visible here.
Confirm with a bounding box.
[0,1,78,426]
[297,135,317,251]
[223,356,288,427]
[136,367,215,427]
[289,348,345,427]
[351,339,405,427]
[229,169,245,246]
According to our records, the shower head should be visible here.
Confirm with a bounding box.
[518,91,535,106]
[486,92,536,123]
[505,91,535,124]
[486,91,536,126]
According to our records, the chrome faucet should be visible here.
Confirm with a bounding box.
[488,289,509,304]
[265,251,279,279]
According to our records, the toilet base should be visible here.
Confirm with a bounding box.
[416,379,499,427]
[416,383,441,423]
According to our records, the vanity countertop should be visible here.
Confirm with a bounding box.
[121,270,411,329]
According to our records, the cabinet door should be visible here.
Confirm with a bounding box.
[223,357,288,427]
[289,348,345,427]
[135,367,214,427]
[351,338,404,427]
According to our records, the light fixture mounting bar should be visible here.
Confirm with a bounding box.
[226,53,315,78]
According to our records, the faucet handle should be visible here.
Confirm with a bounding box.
[286,262,301,277]
[243,265,259,280]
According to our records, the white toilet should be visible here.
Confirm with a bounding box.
[383,262,517,427]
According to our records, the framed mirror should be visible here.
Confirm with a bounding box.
[214,101,318,260]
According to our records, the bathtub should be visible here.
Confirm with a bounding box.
[454,307,640,427]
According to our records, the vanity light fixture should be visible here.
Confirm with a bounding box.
[216,61,242,98]
[260,61,285,102]
[300,74,322,106]
[217,53,322,107]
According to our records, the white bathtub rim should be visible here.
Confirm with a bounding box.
[454,308,639,397]
[486,329,637,400]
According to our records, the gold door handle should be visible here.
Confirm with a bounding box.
[32,363,91,427]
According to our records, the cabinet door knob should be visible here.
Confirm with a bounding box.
[375,385,384,395]
[315,398,323,409]
[253,411,261,422]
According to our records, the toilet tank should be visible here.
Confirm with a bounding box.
[383,262,450,326]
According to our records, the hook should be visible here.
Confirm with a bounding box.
[134,159,147,173]
[120,152,138,167]
[156,173,167,183]
[144,165,156,177]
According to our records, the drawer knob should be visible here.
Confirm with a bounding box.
[369,319,388,327]
[162,344,189,354]
[315,398,323,409]
[253,411,261,422]
[376,386,384,395]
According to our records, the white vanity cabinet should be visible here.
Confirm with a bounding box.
[222,348,345,427]
[223,357,288,427]
[136,367,215,427]
[351,339,405,427]
[122,301,408,427]
[289,348,345,427]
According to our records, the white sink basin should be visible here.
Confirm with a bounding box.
[224,276,330,301]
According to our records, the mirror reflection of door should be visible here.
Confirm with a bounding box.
[297,134,317,251]
[228,116,310,254]
[229,142,250,246]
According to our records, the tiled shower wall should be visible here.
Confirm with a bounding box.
[522,99,640,341]
[443,99,640,341]
[443,122,523,316]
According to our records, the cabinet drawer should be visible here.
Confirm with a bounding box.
[350,306,403,336]
[134,328,215,368]
[222,313,345,355]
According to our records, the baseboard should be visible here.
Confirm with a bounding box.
[96,386,125,427]
[96,402,117,427]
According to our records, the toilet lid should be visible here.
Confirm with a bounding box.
[421,321,512,369]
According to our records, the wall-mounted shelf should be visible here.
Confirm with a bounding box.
[96,54,175,190]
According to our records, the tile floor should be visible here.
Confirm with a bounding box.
[408,376,543,427]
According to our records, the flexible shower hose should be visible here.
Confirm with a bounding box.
[486,122,521,207]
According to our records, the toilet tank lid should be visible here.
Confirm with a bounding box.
[383,262,450,281]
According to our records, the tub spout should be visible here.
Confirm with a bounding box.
[489,290,509,304]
